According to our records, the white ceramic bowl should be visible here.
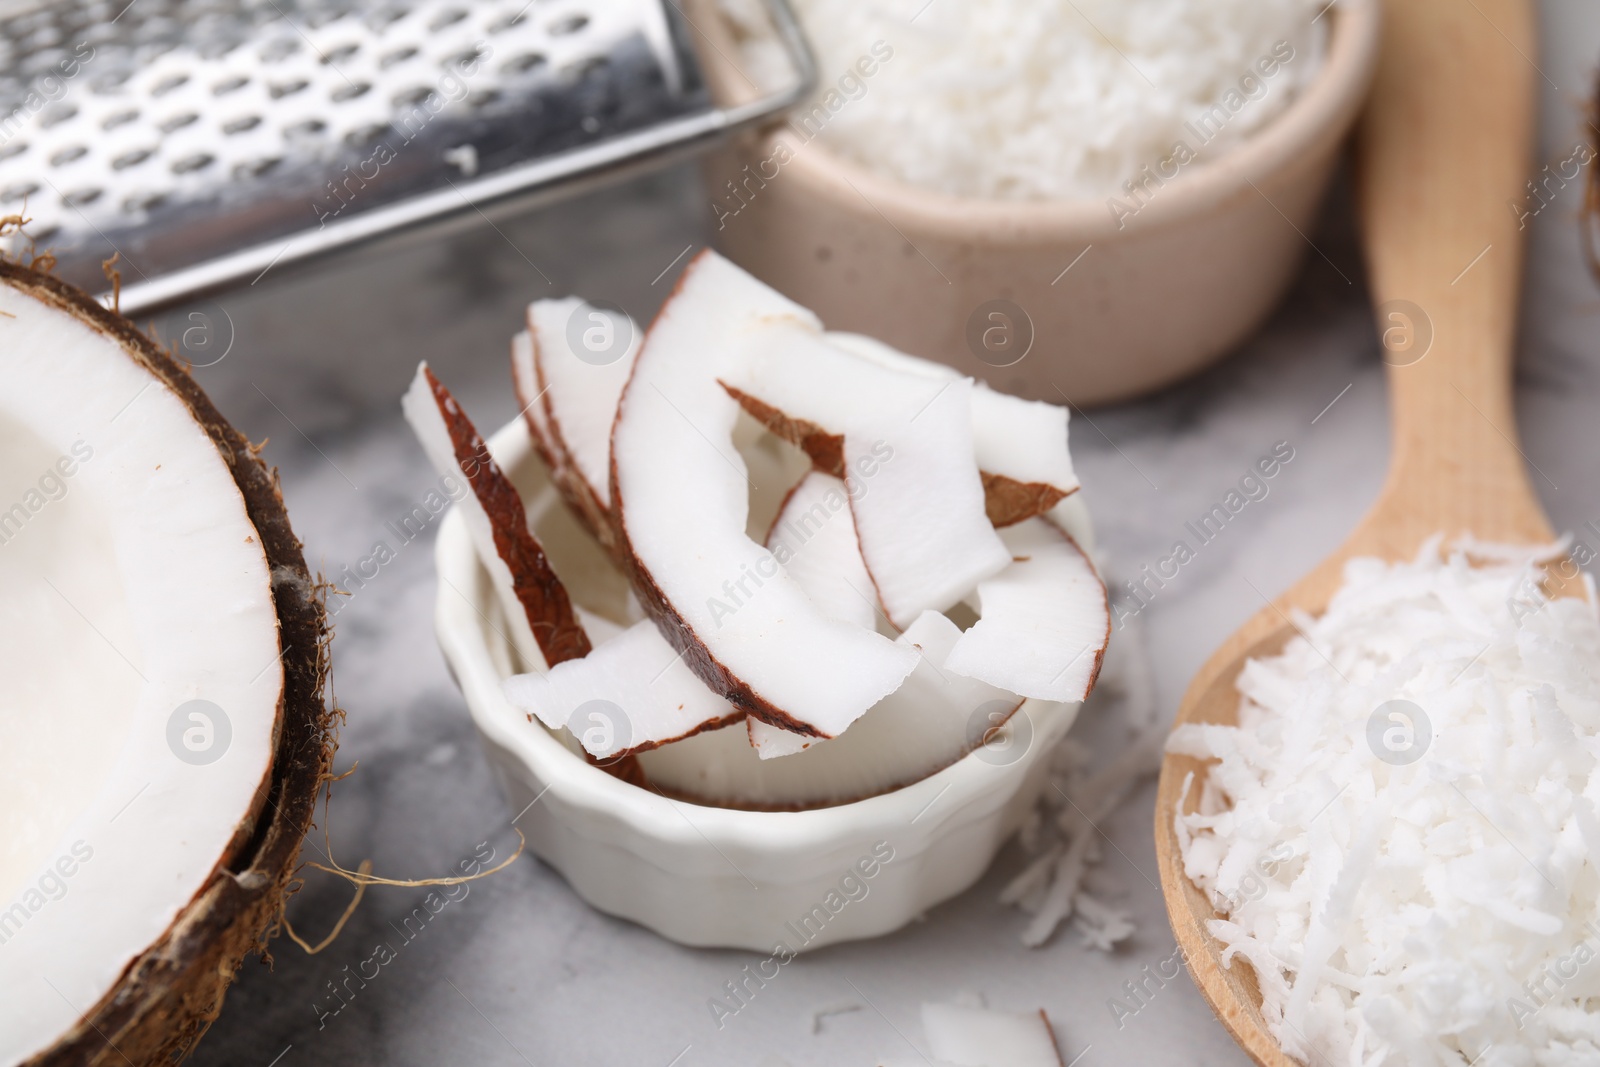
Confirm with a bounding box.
[434,417,1082,951]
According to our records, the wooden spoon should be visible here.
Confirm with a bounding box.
[1153,0,1550,1063]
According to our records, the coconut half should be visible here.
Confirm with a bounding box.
[945,519,1111,703]
[610,250,917,738]
[403,362,592,673]
[0,261,331,1065]
[641,611,1029,808]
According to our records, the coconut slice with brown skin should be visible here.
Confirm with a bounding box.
[510,331,562,478]
[640,610,1027,808]
[403,362,591,673]
[504,618,741,761]
[719,321,1011,628]
[610,250,917,739]
[736,330,1080,528]
[944,518,1110,703]
[0,259,332,1065]
[764,470,877,632]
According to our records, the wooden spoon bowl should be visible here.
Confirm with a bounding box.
[1153,0,1560,1062]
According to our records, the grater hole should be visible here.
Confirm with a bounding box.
[345,123,389,147]
[322,43,360,65]
[49,145,88,166]
[170,152,214,174]
[123,191,167,213]
[1,182,39,203]
[38,105,78,129]
[63,187,102,206]
[379,46,417,69]
[549,14,589,36]
[222,115,261,135]
[27,225,59,245]
[391,86,434,109]
[283,118,326,138]
[374,6,410,28]
[151,73,189,96]
[503,52,547,75]
[0,143,26,163]
[487,13,524,33]
[444,46,487,70]
[259,38,299,63]
[103,109,139,130]
[111,147,154,170]
[428,7,467,31]
[268,78,309,98]
[466,88,500,109]
[90,70,133,93]
[158,112,199,133]
[233,156,282,179]
[212,75,249,95]
[564,55,611,83]
[330,81,371,102]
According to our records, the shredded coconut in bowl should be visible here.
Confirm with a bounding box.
[722,0,1327,201]
[1170,537,1600,1066]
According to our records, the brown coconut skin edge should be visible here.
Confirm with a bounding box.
[0,259,336,1067]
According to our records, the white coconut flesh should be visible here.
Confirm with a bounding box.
[807,330,1080,526]
[765,470,878,632]
[919,1003,1064,1067]
[720,322,1011,627]
[0,282,281,1064]
[504,617,740,760]
[610,250,917,738]
[945,519,1111,703]
[510,331,560,469]
[642,611,1035,807]
[528,297,640,511]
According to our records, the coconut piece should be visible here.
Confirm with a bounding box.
[640,611,1029,805]
[720,322,1011,627]
[945,519,1110,703]
[743,329,1080,527]
[510,330,563,479]
[503,617,740,760]
[610,250,917,738]
[403,362,591,672]
[920,1003,1064,1067]
[0,261,332,1065]
[526,298,641,547]
[765,470,877,632]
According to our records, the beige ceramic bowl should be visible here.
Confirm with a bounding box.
[695,0,1380,405]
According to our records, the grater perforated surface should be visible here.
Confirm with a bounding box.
[0,0,809,310]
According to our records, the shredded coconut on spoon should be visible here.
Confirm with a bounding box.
[1170,537,1600,1065]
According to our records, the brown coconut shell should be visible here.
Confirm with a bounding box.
[0,258,335,1067]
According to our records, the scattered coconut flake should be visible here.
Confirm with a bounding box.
[921,1003,1064,1067]
[1005,597,1161,948]
[1170,537,1600,1065]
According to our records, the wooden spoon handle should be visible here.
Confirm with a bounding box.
[1353,0,1549,545]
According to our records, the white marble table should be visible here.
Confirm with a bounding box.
[183,3,1600,1063]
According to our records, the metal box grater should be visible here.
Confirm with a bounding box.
[0,0,810,313]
